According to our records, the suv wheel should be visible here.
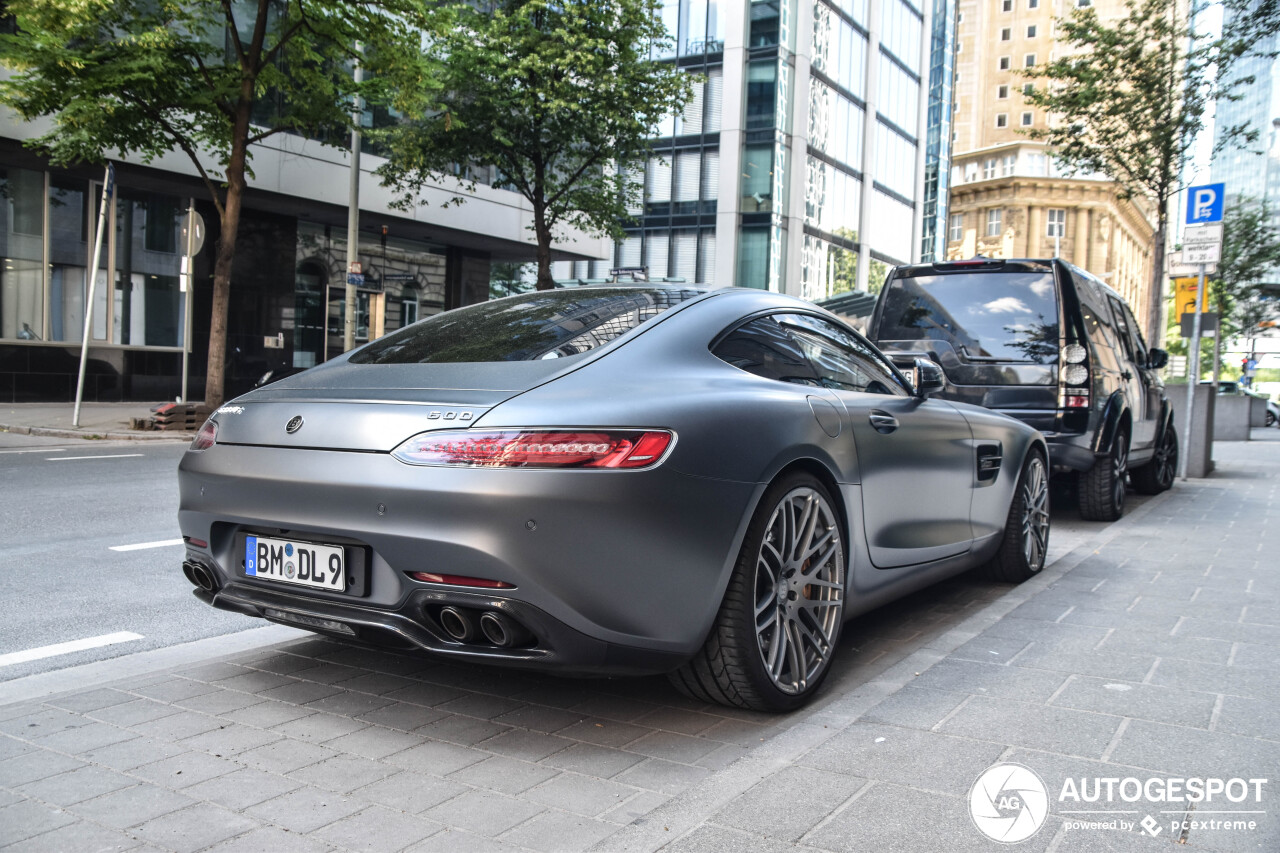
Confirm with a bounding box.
[1131,424,1176,495]
[1079,427,1128,521]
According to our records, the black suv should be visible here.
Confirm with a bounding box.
[867,258,1177,520]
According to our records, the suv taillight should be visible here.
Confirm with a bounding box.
[1059,343,1090,408]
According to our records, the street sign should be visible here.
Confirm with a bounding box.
[1184,243,1221,264]
[349,261,362,275]
[1166,251,1217,276]
[1183,223,1223,245]
[1174,277,1200,316]
[182,212,206,256]
[1186,182,1225,224]
[1180,312,1218,337]
[347,273,364,286]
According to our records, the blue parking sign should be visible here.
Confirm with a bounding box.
[1186,183,1225,224]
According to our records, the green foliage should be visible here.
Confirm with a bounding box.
[1207,198,1280,342]
[375,0,694,290]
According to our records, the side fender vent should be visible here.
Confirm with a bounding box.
[976,444,1003,483]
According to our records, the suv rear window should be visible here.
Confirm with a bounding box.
[350,287,703,364]
[878,271,1060,363]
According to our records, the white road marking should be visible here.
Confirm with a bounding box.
[0,632,144,668]
[48,454,144,461]
[109,538,185,552]
[0,448,66,454]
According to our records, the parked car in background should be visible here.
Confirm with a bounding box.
[1208,380,1279,428]
[867,258,1177,521]
[178,286,1050,712]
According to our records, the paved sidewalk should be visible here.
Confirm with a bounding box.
[1,434,1277,852]
[0,402,192,441]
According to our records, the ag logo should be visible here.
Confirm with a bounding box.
[969,763,1049,844]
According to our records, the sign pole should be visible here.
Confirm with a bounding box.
[1179,263,1208,481]
[344,42,363,353]
[72,163,114,428]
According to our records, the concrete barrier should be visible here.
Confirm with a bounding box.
[1213,394,1254,441]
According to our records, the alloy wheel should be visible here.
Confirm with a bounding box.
[1153,428,1176,489]
[1020,455,1050,571]
[754,487,845,696]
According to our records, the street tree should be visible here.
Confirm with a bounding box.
[1020,0,1263,346]
[0,0,432,409]
[375,0,695,291]
[1208,199,1280,350]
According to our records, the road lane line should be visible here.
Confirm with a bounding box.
[0,632,144,668]
[110,538,184,552]
[0,448,67,454]
[47,454,144,461]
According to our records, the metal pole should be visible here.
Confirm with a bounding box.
[344,43,363,353]
[72,164,113,428]
[181,199,195,402]
[1178,264,1208,480]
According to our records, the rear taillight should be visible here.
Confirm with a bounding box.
[407,571,515,589]
[391,429,675,469]
[190,419,218,451]
[1059,342,1090,408]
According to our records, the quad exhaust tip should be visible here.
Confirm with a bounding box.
[438,606,478,643]
[479,611,533,648]
[182,560,217,593]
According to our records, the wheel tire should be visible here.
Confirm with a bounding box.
[1130,423,1177,495]
[668,473,846,712]
[984,451,1050,583]
[1079,427,1129,521]
[1267,410,1277,428]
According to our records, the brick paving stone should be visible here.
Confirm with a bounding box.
[0,750,85,787]
[499,809,618,852]
[212,670,300,693]
[144,710,226,742]
[289,754,400,793]
[323,725,423,760]
[448,755,559,795]
[1213,694,1280,741]
[180,722,281,756]
[623,730,723,765]
[800,722,1004,795]
[183,662,253,682]
[352,770,470,814]
[522,772,637,818]
[356,701,447,732]
[174,688,268,716]
[658,824,827,853]
[907,657,1070,703]
[434,693,526,721]
[0,798,76,846]
[302,690,395,718]
[272,710,368,744]
[414,713,511,746]
[132,750,240,789]
[70,783,194,830]
[0,707,88,740]
[422,789,544,837]
[311,804,440,852]
[15,764,136,806]
[382,682,468,709]
[237,737,337,774]
[257,680,345,706]
[220,699,316,729]
[32,721,136,755]
[78,735,186,771]
[490,704,584,734]
[335,672,418,696]
[612,758,712,796]
[0,819,141,853]
[44,688,135,714]
[1049,675,1217,729]
[538,743,642,778]
[598,790,670,825]
[88,698,180,728]
[405,827,534,852]
[711,765,866,843]
[693,743,748,772]
[131,803,260,853]
[480,729,573,763]
[385,739,488,776]
[556,719,649,749]
[1107,718,1280,778]
[630,707,721,737]
[859,686,970,729]
[0,734,35,761]
[128,677,221,704]
[200,824,332,853]
[244,786,365,833]
[182,766,304,811]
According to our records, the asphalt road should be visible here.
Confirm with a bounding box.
[0,432,249,681]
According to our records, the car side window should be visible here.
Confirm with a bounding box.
[711,317,822,386]
[1080,300,1123,376]
[1105,295,1138,364]
[1114,299,1148,367]
[777,313,911,396]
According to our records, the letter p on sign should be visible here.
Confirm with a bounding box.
[1187,183,1225,224]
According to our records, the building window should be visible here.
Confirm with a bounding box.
[1027,25,1037,37]
[999,56,1011,71]
[1003,154,1016,175]
[1078,0,1092,6]
[1029,0,1039,7]
[950,213,963,242]
[1024,83,1035,96]
[1002,0,1013,10]
[1001,28,1011,41]
[964,162,978,182]
[986,209,1003,237]
[1021,112,1034,126]
[998,85,1009,99]
[1025,54,1037,68]
[985,158,997,179]
[1047,208,1066,237]
[996,113,1008,128]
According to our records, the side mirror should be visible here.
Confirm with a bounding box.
[912,358,946,398]
[1147,348,1169,370]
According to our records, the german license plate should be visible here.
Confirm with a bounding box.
[245,535,345,592]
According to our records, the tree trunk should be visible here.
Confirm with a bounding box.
[203,105,253,410]
[1146,216,1167,349]
[533,206,554,291]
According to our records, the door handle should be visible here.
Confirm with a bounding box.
[869,410,899,434]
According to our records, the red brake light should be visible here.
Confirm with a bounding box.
[190,419,218,451]
[391,429,674,469]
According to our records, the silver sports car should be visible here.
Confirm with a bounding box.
[178,286,1049,711]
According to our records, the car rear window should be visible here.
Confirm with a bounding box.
[350,287,704,364]
[877,271,1060,363]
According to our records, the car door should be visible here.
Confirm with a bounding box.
[776,314,977,569]
[1105,294,1155,450]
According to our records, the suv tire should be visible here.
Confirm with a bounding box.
[1130,423,1176,495]
[1079,426,1128,521]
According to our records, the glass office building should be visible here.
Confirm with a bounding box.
[551,0,954,320]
